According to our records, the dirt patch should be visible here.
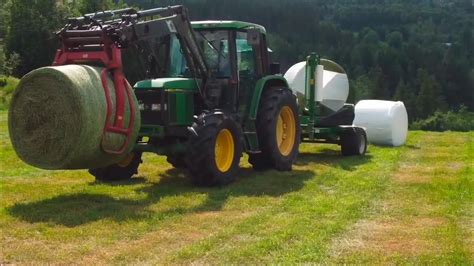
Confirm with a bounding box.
[79,210,256,264]
[393,162,464,184]
[458,212,474,261]
[393,164,433,184]
[447,162,464,171]
[193,211,222,218]
[330,217,447,258]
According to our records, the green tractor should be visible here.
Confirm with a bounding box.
[57,5,366,186]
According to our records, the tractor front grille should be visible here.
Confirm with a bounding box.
[134,89,194,126]
[135,89,168,125]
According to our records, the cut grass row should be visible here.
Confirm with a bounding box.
[0,110,472,264]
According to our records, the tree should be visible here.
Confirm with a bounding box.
[79,0,119,14]
[5,0,67,76]
[368,66,390,99]
[393,79,416,121]
[415,69,446,118]
[387,31,403,49]
[351,74,374,102]
[2,52,20,76]
[0,0,11,40]
[0,0,472,121]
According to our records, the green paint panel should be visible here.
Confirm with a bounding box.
[135,78,198,91]
[191,20,266,34]
[134,79,153,89]
[248,75,289,120]
[168,91,194,126]
[139,125,165,138]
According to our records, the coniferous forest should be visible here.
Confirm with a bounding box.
[0,0,473,127]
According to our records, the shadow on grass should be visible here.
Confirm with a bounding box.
[7,167,314,227]
[296,148,372,171]
[91,176,149,186]
[404,144,420,150]
[8,148,372,227]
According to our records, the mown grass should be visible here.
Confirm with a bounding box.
[0,110,472,264]
[0,76,19,110]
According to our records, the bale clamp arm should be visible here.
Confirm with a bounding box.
[52,27,135,155]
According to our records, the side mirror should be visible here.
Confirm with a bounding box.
[270,62,281,75]
[247,28,261,45]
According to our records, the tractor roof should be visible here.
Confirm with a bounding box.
[191,20,266,34]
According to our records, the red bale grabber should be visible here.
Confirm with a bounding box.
[52,9,136,155]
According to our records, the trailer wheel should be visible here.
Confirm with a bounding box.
[89,152,142,181]
[341,128,367,156]
[249,87,301,171]
[185,112,243,186]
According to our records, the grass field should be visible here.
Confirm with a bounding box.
[0,110,472,264]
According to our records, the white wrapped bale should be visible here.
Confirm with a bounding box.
[353,100,408,147]
[284,61,349,112]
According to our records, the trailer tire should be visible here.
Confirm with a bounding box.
[89,152,142,181]
[249,87,300,171]
[341,128,367,156]
[185,112,243,186]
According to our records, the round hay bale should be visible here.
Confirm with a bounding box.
[8,64,141,170]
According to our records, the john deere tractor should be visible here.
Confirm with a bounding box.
[56,5,365,186]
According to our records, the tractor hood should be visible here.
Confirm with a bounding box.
[134,78,198,91]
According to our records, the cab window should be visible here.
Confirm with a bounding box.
[236,32,256,77]
[196,30,231,78]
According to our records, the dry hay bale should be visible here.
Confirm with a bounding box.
[8,64,141,170]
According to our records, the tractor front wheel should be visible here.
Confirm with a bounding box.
[185,112,243,186]
[89,152,142,182]
[249,88,300,171]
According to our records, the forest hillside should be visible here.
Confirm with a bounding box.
[0,0,472,124]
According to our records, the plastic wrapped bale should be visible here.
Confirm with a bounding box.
[8,64,141,170]
[284,59,349,113]
[353,100,408,147]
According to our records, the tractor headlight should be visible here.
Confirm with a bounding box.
[138,102,145,111]
[151,103,160,111]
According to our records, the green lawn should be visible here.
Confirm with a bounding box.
[0,110,472,264]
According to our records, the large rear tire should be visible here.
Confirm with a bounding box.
[185,112,243,186]
[89,152,142,182]
[166,155,187,169]
[249,88,300,171]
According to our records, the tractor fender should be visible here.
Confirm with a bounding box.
[249,75,289,120]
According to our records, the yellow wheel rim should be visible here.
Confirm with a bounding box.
[276,106,296,156]
[215,128,235,173]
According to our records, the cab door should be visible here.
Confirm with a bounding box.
[235,30,268,116]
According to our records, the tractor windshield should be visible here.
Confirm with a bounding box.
[196,30,231,78]
[169,36,187,77]
[169,30,231,78]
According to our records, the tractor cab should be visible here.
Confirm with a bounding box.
[133,20,274,120]
[189,21,272,113]
[132,19,287,155]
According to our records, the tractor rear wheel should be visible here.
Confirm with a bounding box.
[166,155,187,169]
[341,128,367,156]
[89,152,142,181]
[249,88,300,171]
[185,112,243,186]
